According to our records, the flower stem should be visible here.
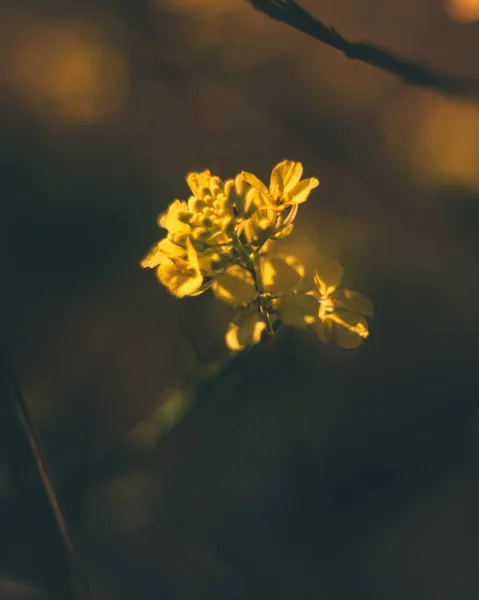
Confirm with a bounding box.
[231,234,275,335]
[232,234,262,290]
[262,308,275,336]
[4,362,93,600]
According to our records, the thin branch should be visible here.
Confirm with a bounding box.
[4,364,93,600]
[248,0,479,98]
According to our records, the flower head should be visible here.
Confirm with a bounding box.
[240,160,319,211]
[141,161,320,300]
[141,160,373,353]
[141,170,237,298]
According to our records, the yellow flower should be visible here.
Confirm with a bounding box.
[141,238,186,269]
[157,238,203,298]
[240,160,319,211]
[225,310,267,352]
[140,161,375,354]
[313,257,373,349]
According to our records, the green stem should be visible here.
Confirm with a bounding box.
[231,234,261,291]
[262,308,275,336]
[231,234,274,335]
[255,256,265,294]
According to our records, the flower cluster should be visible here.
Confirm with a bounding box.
[141,160,373,351]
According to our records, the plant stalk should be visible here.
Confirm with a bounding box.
[5,365,93,600]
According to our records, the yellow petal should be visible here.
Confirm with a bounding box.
[239,171,269,196]
[314,258,344,297]
[259,239,276,255]
[140,238,185,269]
[284,177,319,205]
[243,219,256,245]
[262,255,305,294]
[276,293,318,329]
[335,289,374,317]
[157,257,203,298]
[239,173,273,210]
[158,199,191,233]
[212,264,257,307]
[197,249,228,276]
[274,203,298,234]
[269,160,303,199]
[325,311,369,349]
[209,176,224,197]
[225,310,266,351]
[186,170,213,197]
[185,236,200,270]
[274,223,294,239]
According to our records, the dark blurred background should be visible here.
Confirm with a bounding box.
[1,0,479,598]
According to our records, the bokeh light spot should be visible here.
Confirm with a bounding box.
[5,21,129,124]
[444,0,479,22]
[416,99,479,189]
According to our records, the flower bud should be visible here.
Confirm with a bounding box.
[210,176,224,196]
[189,197,206,213]
[192,240,206,252]
[224,179,237,204]
[243,188,258,217]
[171,231,189,245]
[176,210,192,224]
[221,216,235,236]
[200,216,214,228]
[192,227,209,241]
[198,186,210,200]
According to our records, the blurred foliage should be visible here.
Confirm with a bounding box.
[1,0,479,599]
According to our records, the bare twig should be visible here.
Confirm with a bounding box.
[4,364,93,600]
[248,0,479,98]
